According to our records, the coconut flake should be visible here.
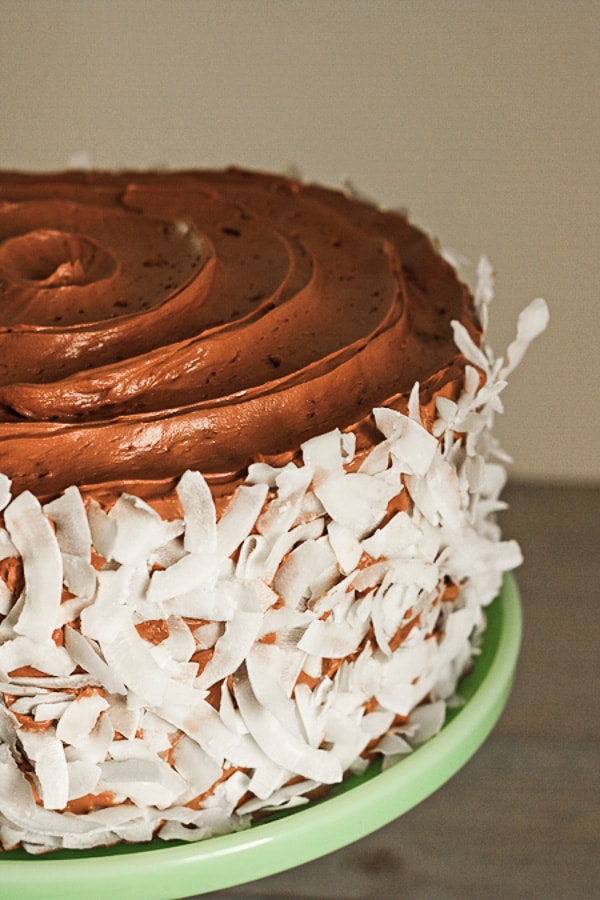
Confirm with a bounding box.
[0,474,11,511]
[195,588,263,690]
[80,566,135,643]
[408,700,447,746]
[98,757,186,809]
[407,381,422,424]
[389,415,438,478]
[256,463,313,538]
[19,729,69,810]
[177,469,217,554]
[86,499,117,560]
[500,297,550,378]
[246,643,304,735]
[147,551,220,603]
[0,580,13,616]
[263,517,325,584]
[56,693,110,747]
[450,319,491,375]
[237,778,317,815]
[233,666,342,784]
[61,554,97,605]
[246,761,292,801]
[377,732,413,770]
[301,429,345,481]
[314,471,396,538]
[4,491,63,644]
[98,623,180,708]
[43,486,92,560]
[105,494,183,566]
[235,534,270,581]
[298,604,370,660]
[171,734,222,798]
[0,636,76,678]
[273,536,338,609]
[216,483,268,560]
[63,625,126,696]
[65,760,101,801]
[63,707,114,765]
[32,698,72,722]
[161,579,237,621]
[0,530,18,575]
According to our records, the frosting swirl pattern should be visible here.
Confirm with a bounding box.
[0,169,480,498]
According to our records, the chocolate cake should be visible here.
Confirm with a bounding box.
[0,168,548,851]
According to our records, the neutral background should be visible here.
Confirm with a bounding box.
[1,0,598,483]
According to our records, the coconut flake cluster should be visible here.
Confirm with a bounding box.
[0,267,548,853]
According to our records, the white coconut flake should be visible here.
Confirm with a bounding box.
[86,499,117,560]
[195,591,263,690]
[451,320,491,374]
[408,700,447,746]
[56,692,110,747]
[147,551,220,603]
[43,486,92,560]
[273,536,338,609]
[0,636,76,678]
[246,761,293,801]
[64,708,115,766]
[246,643,304,735]
[500,297,550,378]
[389,415,438,477]
[4,491,63,644]
[233,667,342,784]
[32,698,72,722]
[0,474,11,511]
[60,554,97,605]
[0,580,13,616]
[256,463,313,538]
[0,534,18,580]
[235,534,270,581]
[107,494,184,566]
[64,625,126,696]
[80,566,135,643]
[407,381,422,424]
[263,517,325,584]
[298,613,369,660]
[65,760,101,801]
[19,729,69,810]
[193,620,225,650]
[161,579,237,621]
[98,623,179,708]
[314,472,395,538]
[216,483,268,560]
[237,778,317,815]
[98,757,186,809]
[301,429,345,481]
[177,469,217,554]
[171,734,222,798]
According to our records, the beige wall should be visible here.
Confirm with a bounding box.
[1,1,598,482]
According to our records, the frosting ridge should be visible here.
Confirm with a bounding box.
[0,169,480,497]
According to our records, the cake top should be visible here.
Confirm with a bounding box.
[0,168,480,498]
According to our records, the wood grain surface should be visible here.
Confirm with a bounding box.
[193,483,599,900]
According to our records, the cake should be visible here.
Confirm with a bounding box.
[0,168,548,852]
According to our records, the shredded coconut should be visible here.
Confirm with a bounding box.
[0,276,548,851]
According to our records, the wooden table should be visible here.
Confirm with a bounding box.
[195,483,599,899]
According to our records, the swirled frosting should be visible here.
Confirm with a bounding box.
[0,169,480,499]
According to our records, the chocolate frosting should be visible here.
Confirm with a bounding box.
[0,168,481,499]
